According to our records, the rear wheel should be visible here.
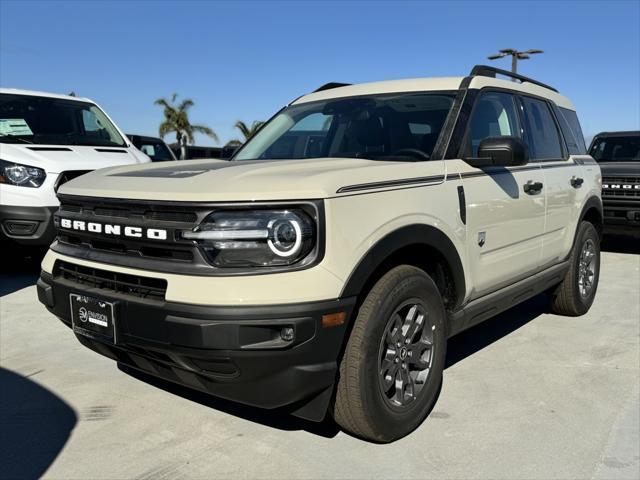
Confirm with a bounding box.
[549,221,600,316]
[332,265,446,443]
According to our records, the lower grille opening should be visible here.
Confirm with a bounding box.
[54,260,167,300]
[188,357,238,376]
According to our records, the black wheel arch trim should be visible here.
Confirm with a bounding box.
[578,196,604,231]
[569,196,604,253]
[340,224,466,309]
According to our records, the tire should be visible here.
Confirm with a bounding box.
[550,221,600,316]
[332,265,446,443]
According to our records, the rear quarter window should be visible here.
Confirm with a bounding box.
[558,107,587,155]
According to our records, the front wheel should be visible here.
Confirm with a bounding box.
[332,265,446,443]
[549,221,601,316]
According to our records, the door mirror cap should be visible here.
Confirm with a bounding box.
[466,136,529,168]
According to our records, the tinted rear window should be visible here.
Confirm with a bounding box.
[521,97,563,160]
[558,107,587,155]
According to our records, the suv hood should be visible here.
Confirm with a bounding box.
[57,158,423,202]
[598,162,640,177]
[0,143,146,173]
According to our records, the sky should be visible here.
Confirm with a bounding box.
[1,0,639,147]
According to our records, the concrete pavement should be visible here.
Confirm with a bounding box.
[1,246,638,479]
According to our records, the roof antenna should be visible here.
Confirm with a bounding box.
[68,91,76,97]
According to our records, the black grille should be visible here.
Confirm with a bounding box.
[54,170,92,192]
[602,176,640,198]
[55,197,200,264]
[54,260,167,300]
[60,202,198,223]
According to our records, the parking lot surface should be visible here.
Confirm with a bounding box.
[1,245,639,480]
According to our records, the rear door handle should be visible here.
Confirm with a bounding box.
[570,176,584,188]
[523,180,543,195]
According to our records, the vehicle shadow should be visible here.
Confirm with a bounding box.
[119,295,549,439]
[0,248,44,297]
[446,294,547,369]
[118,364,341,438]
[601,235,640,255]
[0,367,78,479]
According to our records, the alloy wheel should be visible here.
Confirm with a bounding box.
[578,238,597,298]
[378,302,434,407]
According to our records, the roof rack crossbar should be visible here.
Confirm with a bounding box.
[470,65,558,93]
[313,82,351,93]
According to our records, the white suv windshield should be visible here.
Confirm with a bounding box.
[235,93,455,162]
[0,93,125,147]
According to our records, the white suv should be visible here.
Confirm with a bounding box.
[0,89,149,250]
[38,66,602,442]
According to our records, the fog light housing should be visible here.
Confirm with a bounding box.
[3,220,38,236]
[280,327,295,342]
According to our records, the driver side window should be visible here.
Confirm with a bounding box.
[468,92,521,157]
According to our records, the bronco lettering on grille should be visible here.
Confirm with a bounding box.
[602,183,640,189]
[59,218,168,240]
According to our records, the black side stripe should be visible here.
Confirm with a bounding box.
[335,162,577,193]
[336,175,444,194]
[540,162,578,169]
[453,162,575,181]
[574,157,598,165]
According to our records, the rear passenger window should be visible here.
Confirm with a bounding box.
[521,97,563,160]
[558,107,587,155]
[468,92,521,157]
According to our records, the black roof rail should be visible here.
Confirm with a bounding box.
[470,65,558,93]
[313,82,351,93]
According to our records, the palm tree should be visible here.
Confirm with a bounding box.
[225,120,264,147]
[154,94,218,159]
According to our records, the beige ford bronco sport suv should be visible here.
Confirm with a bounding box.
[38,65,602,442]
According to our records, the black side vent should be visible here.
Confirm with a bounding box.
[27,147,73,152]
[54,170,92,192]
[95,149,127,153]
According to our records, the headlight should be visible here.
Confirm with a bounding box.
[0,160,46,188]
[181,207,318,268]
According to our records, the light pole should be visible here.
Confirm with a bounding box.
[487,49,544,77]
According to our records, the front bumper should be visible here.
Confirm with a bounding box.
[602,199,640,238]
[0,205,58,246]
[37,270,356,421]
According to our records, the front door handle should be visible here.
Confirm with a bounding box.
[523,180,543,195]
[570,176,584,188]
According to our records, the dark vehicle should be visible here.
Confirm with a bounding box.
[127,134,177,162]
[589,131,640,238]
[169,144,224,160]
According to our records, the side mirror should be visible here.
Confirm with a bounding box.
[220,145,239,160]
[466,136,529,168]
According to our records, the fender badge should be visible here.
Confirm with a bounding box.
[478,232,486,247]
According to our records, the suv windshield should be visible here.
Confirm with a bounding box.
[590,135,640,162]
[235,93,455,161]
[0,93,126,147]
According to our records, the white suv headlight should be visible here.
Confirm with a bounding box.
[0,160,46,188]
[181,208,318,268]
